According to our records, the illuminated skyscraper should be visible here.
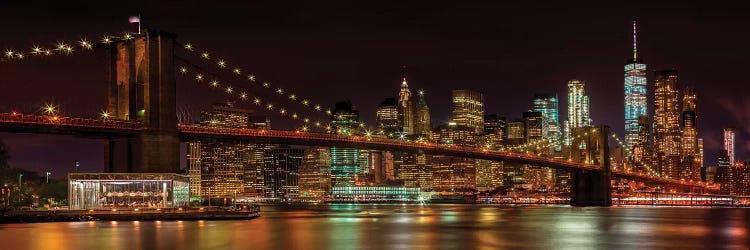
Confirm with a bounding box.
[399,153,433,189]
[653,70,681,178]
[399,77,415,135]
[330,101,361,187]
[451,89,484,134]
[414,91,432,137]
[533,93,559,124]
[299,147,331,198]
[533,94,561,146]
[523,111,546,141]
[188,104,270,198]
[624,21,648,149]
[475,160,503,191]
[680,87,701,179]
[724,127,736,166]
[376,98,400,137]
[564,79,591,145]
[263,146,303,198]
[431,123,477,191]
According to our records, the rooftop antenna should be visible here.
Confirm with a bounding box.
[633,20,638,61]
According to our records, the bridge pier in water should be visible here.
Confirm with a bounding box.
[105,29,180,173]
[569,126,612,206]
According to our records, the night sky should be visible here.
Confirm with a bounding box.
[1,1,749,178]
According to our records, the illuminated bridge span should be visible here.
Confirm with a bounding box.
[0,112,143,136]
[0,29,719,206]
[0,112,713,190]
[178,125,713,190]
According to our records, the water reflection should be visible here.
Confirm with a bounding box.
[1,205,749,249]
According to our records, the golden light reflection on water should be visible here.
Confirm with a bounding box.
[0,206,748,249]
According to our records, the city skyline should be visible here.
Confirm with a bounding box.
[1,2,749,177]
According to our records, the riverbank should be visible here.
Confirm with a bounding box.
[0,207,260,224]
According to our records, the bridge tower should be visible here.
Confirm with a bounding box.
[105,29,179,173]
[569,126,612,206]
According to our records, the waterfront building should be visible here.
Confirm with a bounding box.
[188,104,270,198]
[451,89,485,134]
[376,98,400,137]
[730,162,750,196]
[475,160,503,191]
[263,146,303,198]
[715,150,732,194]
[399,77,415,135]
[653,70,681,178]
[399,153,433,190]
[624,21,648,149]
[431,123,477,191]
[431,155,476,191]
[299,147,331,198]
[330,101,362,187]
[69,173,189,209]
[331,186,421,201]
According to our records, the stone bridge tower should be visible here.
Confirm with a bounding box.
[569,126,612,206]
[105,29,179,173]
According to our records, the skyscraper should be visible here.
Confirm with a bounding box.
[724,127,736,166]
[533,93,559,124]
[533,94,560,146]
[299,147,331,198]
[451,89,484,134]
[398,77,415,135]
[188,104,270,198]
[653,70,681,178]
[376,98,400,137]
[523,111,546,142]
[624,21,648,149]
[414,91,432,137]
[564,79,591,145]
[680,87,701,179]
[263,146,303,198]
[330,101,361,187]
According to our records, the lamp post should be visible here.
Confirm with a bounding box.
[18,173,23,204]
[46,172,51,184]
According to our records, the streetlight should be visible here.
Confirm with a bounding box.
[46,172,51,184]
[18,173,23,204]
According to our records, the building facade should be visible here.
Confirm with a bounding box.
[299,147,331,198]
[653,70,681,178]
[263,147,303,198]
[414,91,432,137]
[451,89,484,134]
[399,77,415,135]
[624,21,648,149]
[376,98,401,137]
[564,79,591,146]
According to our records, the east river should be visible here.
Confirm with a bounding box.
[1,204,749,249]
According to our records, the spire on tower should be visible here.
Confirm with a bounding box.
[401,65,408,87]
[633,20,638,60]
